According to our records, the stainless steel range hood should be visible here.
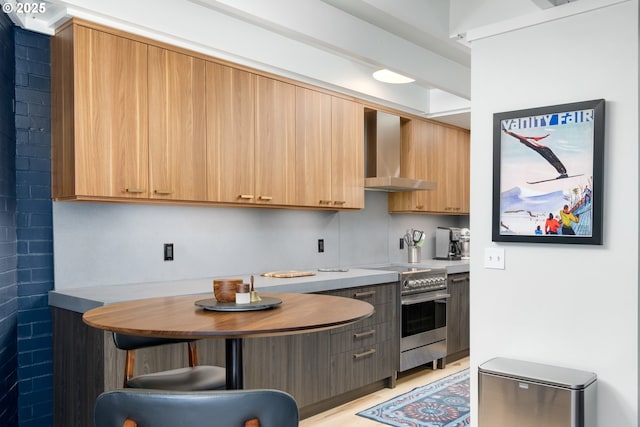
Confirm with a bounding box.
[364,110,436,192]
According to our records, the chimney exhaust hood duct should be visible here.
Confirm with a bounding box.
[364,110,436,192]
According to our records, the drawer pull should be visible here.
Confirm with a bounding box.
[333,200,346,205]
[353,329,375,339]
[451,277,468,283]
[238,194,254,200]
[353,290,375,299]
[353,349,376,359]
[258,195,273,201]
[154,190,173,195]
[125,188,145,194]
[319,200,332,204]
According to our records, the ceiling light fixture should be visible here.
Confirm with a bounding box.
[372,69,415,84]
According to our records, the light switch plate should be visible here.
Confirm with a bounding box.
[484,247,505,269]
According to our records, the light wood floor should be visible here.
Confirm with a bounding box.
[300,357,470,427]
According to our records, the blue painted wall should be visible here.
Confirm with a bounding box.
[0,11,18,427]
[0,19,53,427]
[14,27,53,427]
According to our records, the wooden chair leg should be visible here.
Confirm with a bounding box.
[124,350,135,388]
[188,341,199,367]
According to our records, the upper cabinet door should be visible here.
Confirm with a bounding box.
[294,87,332,207]
[206,62,256,203]
[411,119,436,212]
[331,97,364,209]
[73,26,149,198]
[255,76,296,205]
[148,46,207,201]
[446,128,470,213]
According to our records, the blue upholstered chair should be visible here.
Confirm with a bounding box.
[93,388,300,427]
[112,333,226,391]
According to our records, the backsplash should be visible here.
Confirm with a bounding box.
[53,192,467,289]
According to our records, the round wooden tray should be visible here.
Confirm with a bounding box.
[194,296,282,312]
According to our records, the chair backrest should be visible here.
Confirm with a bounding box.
[112,333,195,351]
[112,333,202,387]
[94,388,299,427]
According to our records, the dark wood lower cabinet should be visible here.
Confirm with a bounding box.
[243,332,332,407]
[446,273,470,362]
[52,282,399,426]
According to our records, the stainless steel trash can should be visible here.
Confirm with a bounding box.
[478,357,596,427]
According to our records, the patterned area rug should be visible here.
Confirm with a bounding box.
[357,369,470,427]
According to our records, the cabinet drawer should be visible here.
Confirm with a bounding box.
[324,283,396,306]
[330,340,395,395]
[330,323,394,353]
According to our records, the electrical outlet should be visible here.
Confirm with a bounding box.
[164,243,174,261]
[484,247,504,269]
[318,239,324,253]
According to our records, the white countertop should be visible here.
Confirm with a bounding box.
[48,260,469,314]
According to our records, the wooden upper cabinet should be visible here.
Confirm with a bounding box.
[51,21,366,210]
[293,89,364,209]
[388,119,432,212]
[331,97,364,209]
[148,46,207,201]
[52,24,149,199]
[458,129,471,213]
[411,119,435,212]
[389,119,470,214]
[206,62,256,203]
[294,87,332,207]
[255,76,296,205]
[430,126,470,214]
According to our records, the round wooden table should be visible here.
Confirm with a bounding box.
[83,292,374,389]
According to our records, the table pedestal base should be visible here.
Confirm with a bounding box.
[225,338,244,389]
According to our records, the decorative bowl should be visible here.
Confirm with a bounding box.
[213,278,242,303]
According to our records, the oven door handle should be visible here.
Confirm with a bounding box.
[401,293,450,305]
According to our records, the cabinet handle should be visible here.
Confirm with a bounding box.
[353,349,376,359]
[125,188,145,194]
[353,290,375,299]
[258,196,273,201]
[451,277,468,283]
[319,200,332,205]
[154,190,173,195]
[333,200,346,205]
[353,329,376,339]
[416,205,424,209]
[238,195,254,200]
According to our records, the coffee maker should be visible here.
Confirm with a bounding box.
[434,227,462,260]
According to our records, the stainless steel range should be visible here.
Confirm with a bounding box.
[373,266,449,372]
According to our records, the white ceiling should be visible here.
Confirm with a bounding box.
[5,0,587,130]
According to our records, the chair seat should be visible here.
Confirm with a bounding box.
[126,365,226,391]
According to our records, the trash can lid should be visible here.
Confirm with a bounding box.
[479,357,597,390]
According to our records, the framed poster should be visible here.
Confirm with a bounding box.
[492,99,605,244]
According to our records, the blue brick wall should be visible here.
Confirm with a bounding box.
[14,27,53,427]
[0,11,18,427]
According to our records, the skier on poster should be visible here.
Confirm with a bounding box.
[502,127,583,184]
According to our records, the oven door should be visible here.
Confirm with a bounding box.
[400,291,448,352]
